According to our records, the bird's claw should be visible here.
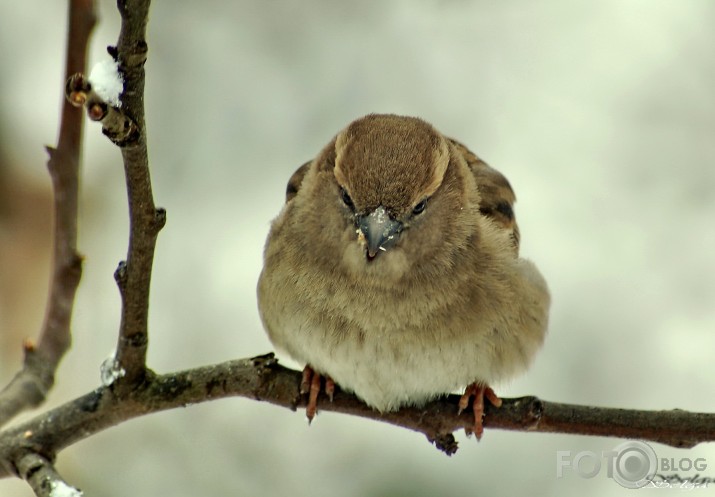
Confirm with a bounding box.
[301,365,335,424]
[458,383,502,440]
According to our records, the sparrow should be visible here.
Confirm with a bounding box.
[257,114,549,438]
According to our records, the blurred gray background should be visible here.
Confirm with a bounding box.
[1,0,714,495]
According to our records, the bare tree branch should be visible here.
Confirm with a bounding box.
[0,0,96,429]
[1,353,714,478]
[110,0,165,392]
[16,453,82,497]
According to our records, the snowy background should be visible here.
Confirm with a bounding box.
[1,0,714,495]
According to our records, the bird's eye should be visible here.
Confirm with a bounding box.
[412,198,428,216]
[340,187,355,211]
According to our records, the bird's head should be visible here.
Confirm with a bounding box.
[313,114,477,270]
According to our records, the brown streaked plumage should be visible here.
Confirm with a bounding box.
[449,138,521,253]
[285,160,310,202]
[258,114,549,438]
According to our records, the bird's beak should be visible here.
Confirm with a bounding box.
[357,206,403,259]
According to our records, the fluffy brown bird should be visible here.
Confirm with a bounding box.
[258,114,549,438]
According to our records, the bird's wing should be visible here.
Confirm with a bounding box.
[285,160,312,203]
[449,138,520,254]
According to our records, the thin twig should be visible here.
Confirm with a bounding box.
[0,0,96,428]
[111,0,165,392]
[16,453,82,497]
[1,354,713,478]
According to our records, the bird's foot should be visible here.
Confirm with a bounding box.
[458,383,502,440]
[300,365,335,423]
